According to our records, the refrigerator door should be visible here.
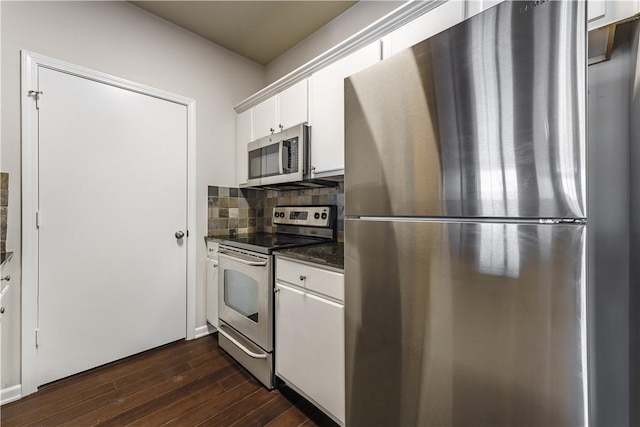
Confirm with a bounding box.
[345,0,585,219]
[345,218,587,426]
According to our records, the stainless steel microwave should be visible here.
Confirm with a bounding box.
[246,124,310,187]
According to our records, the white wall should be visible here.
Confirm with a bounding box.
[265,1,404,84]
[0,0,264,390]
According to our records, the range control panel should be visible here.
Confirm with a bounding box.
[273,206,333,227]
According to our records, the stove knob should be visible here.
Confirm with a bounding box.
[314,212,320,220]
[321,212,328,220]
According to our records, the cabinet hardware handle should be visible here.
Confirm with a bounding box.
[274,288,280,293]
[1,275,9,282]
[175,231,185,239]
[279,124,284,131]
[270,127,275,134]
[300,275,306,281]
[0,307,4,314]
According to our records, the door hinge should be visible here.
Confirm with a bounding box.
[35,329,40,348]
[36,211,40,228]
[28,90,43,110]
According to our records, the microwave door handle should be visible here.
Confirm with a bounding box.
[218,325,268,359]
[218,250,267,266]
[278,140,284,174]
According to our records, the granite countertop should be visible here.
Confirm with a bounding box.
[276,242,344,271]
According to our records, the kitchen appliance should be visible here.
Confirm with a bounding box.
[345,1,590,426]
[217,205,336,389]
[246,124,309,187]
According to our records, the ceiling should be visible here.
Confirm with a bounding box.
[130,1,359,65]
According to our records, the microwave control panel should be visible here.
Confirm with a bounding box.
[273,206,333,227]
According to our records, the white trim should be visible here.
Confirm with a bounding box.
[195,323,217,339]
[1,384,22,405]
[186,101,197,341]
[234,0,446,113]
[21,50,39,398]
[20,51,197,396]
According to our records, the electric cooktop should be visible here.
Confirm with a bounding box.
[217,233,327,255]
[217,205,337,255]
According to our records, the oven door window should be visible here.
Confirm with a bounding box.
[224,270,259,323]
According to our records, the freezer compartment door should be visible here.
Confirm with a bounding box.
[345,219,587,426]
[345,0,585,219]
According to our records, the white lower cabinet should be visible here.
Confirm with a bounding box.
[206,241,219,328]
[275,258,345,425]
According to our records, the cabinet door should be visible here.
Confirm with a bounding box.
[236,110,252,186]
[382,0,465,58]
[465,0,505,19]
[278,79,309,130]
[252,96,277,140]
[588,0,606,22]
[275,282,345,424]
[587,0,638,30]
[310,41,381,177]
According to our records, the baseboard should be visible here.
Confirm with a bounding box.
[1,384,21,405]
[194,323,216,339]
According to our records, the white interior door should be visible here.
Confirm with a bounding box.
[37,67,187,386]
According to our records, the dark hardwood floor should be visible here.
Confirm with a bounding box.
[1,334,338,426]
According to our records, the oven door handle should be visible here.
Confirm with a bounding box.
[278,140,284,174]
[218,326,268,359]
[218,250,267,266]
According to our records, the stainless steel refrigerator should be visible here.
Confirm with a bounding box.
[344,1,588,426]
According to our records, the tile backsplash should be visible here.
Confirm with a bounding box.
[208,182,344,241]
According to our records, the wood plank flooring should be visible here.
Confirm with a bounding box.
[1,334,338,427]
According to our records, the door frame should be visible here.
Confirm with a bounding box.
[20,51,197,396]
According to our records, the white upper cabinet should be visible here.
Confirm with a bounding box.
[278,79,309,131]
[309,41,381,177]
[252,79,309,140]
[465,0,505,19]
[381,1,466,59]
[252,96,276,140]
[236,109,252,186]
[588,0,639,30]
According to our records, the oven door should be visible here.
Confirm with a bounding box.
[218,246,273,351]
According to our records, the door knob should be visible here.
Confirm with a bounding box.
[175,231,185,239]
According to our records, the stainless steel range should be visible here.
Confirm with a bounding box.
[217,205,336,389]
